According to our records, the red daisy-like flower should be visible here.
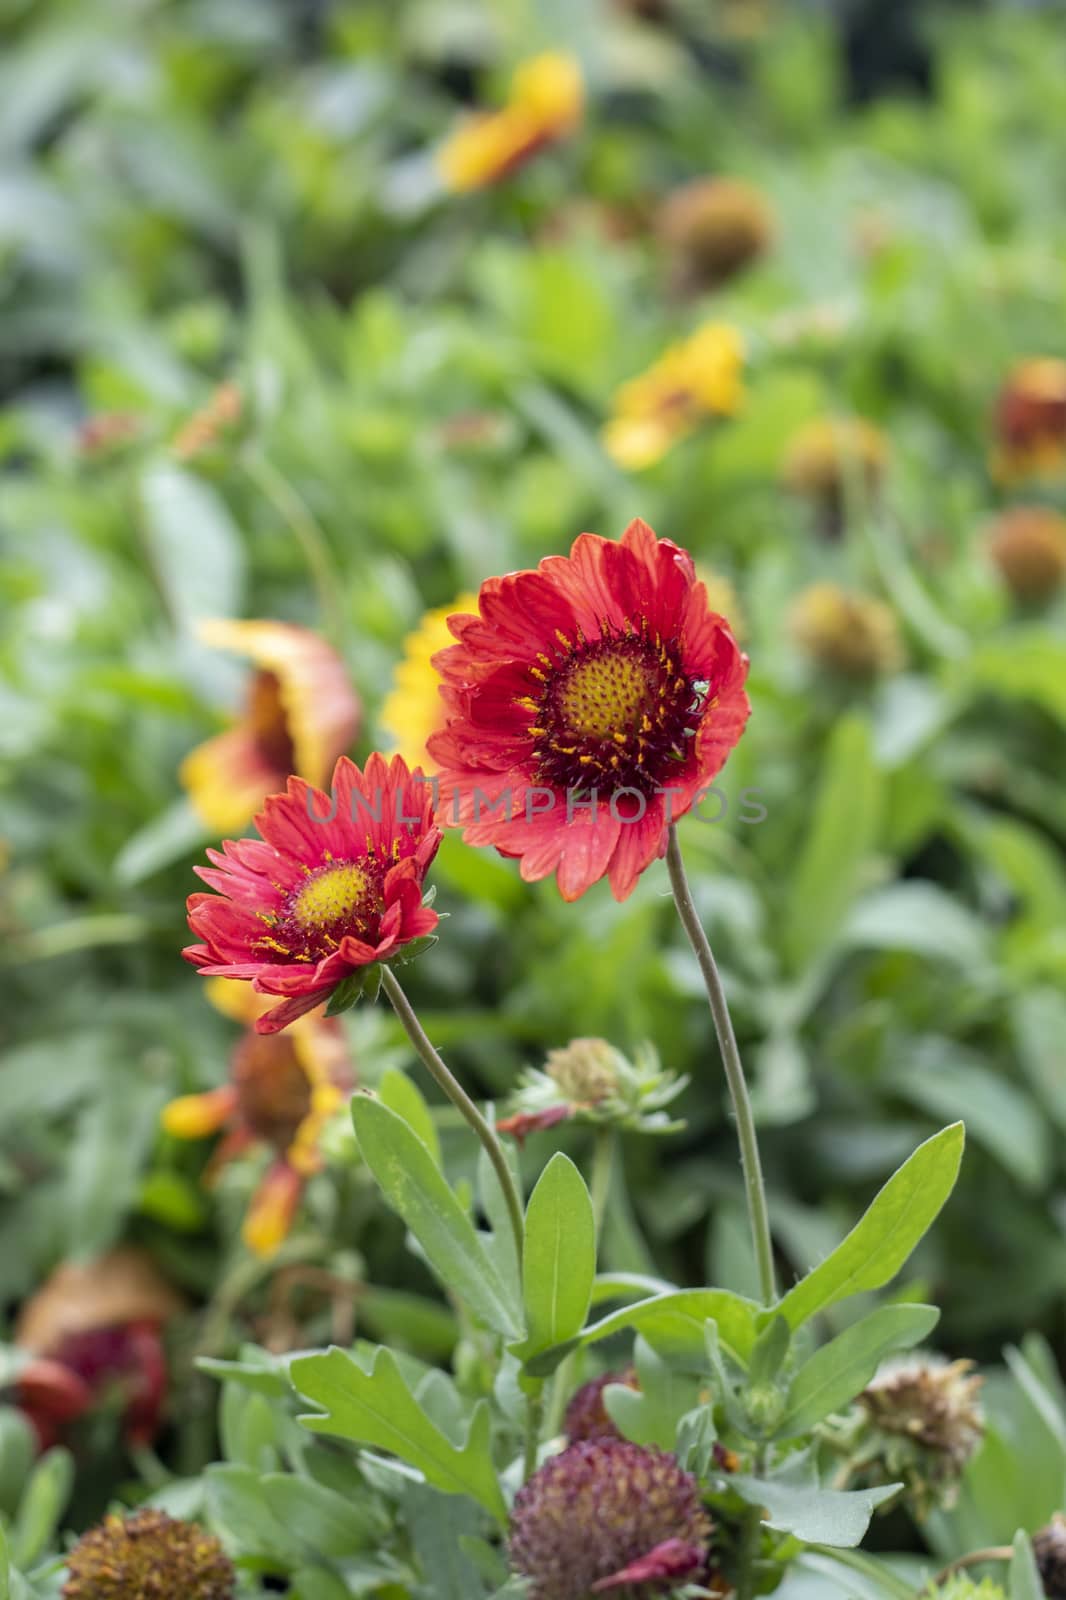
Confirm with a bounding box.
[428,519,749,901]
[184,754,441,1033]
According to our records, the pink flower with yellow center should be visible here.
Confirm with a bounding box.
[163,979,356,1256]
[428,519,749,902]
[602,324,745,470]
[437,53,584,192]
[184,754,441,1033]
[180,619,361,836]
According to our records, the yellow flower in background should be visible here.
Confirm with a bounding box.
[993,358,1066,482]
[380,593,479,770]
[437,53,584,192]
[789,581,904,679]
[162,979,355,1258]
[602,323,745,470]
[180,619,360,835]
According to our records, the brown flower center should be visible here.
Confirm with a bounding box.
[247,670,297,773]
[527,629,704,796]
[233,1034,313,1148]
[254,859,385,964]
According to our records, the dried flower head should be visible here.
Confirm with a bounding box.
[858,1355,984,1517]
[783,417,889,526]
[658,178,775,292]
[1033,1513,1066,1600]
[509,1438,712,1600]
[986,507,1066,604]
[563,1369,639,1443]
[790,582,904,678]
[63,1509,235,1599]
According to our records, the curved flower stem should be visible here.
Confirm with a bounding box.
[380,965,525,1268]
[932,1548,1013,1587]
[665,825,776,1305]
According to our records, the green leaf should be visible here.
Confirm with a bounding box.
[603,1337,703,1450]
[351,1095,522,1338]
[729,1471,899,1546]
[1011,1531,1044,1600]
[893,1047,1050,1191]
[140,463,245,635]
[378,1068,441,1168]
[523,1288,761,1378]
[205,1465,309,1565]
[9,1447,73,1568]
[775,1124,964,1331]
[291,1346,506,1523]
[259,1474,384,1557]
[841,884,990,969]
[783,714,882,971]
[113,798,206,885]
[513,1153,595,1363]
[777,1303,940,1436]
[326,966,381,1015]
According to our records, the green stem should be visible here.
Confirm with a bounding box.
[665,825,776,1305]
[590,1125,615,1246]
[380,965,525,1267]
[243,452,346,647]
[523,1386,544,1480]
[735,1503,764,1600]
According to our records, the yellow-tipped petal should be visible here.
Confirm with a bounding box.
[179,726,283,834]
[162,1087,237,1140]
[437,52,583,192]
[242,1163,303,1258]
[380,593,479,769]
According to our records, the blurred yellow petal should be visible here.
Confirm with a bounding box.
[380,593,479,769]
[243,1162,303,1258]
[162,1086,237,1140]
[437,53,583,192]
[603,323,744,469]
[180,726,282,835]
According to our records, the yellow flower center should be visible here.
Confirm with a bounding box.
[556,651,654,739]
[293,862,377,933]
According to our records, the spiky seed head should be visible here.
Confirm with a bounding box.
[63,1510,235,1600]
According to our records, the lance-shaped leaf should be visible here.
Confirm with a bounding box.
[523,1288,760,1378]
[352,1095,523,1339]
[775,1123,964,1331]
[776,1303,940,1436]
[729,1470,899,1547]
[292,1346,506,1524]
[512,1153,595,1363]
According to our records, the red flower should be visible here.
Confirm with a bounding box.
[184,754,441,1033]
[428,519,749,901]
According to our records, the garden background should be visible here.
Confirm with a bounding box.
[3,0,1066,1585]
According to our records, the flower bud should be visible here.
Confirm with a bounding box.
[790,582,904,679]
[545,1039,621,1107]
[63,1509,235,1600]
[657,178,775,292]
[986,507,1066,604]
[783,417,889,531]
[858,1355,984,1517]
[563,1369,639,1443]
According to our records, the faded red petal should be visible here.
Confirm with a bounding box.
[590,1537,705,1592]
[496,1104,573,1146]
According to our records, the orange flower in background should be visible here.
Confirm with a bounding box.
[437,53,584,192]
[380,593,480,770]
[180,619,361,835]
[986,506,1066,604]
[163,979,356,1256]
[428,519,749,901]
[12,1249,184,1451]
[602,324,745,470]
[184,754,441,1032]
[994,358,1066,481]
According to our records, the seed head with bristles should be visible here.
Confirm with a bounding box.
[63,1510,235,1600]
[858,1355,984,1518]
[509,1438,712,1600]
[1033,1512,1066,1599]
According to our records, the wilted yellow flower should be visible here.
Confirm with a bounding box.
[993,358,1066,482]
[658,178,775,292]
[180,619,360,835]
[986,506,1066,604]
[437,53,583,192]
[783,417,889,518]
[790,582,903,678]
[602,323,745,470]
[380,593,479,771]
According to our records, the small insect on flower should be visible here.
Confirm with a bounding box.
[13,1250,183,1452]
[1033,1513,1066,1600]
[509,1438,712,1600]
[857,1355,985,1518]
[184,753,441,1033]
[602,325,745,470]
[163,980,355,1257]
[993,358,1066,482]
[181,619,361,835]
[62,1509,235,1600]
[986,506,1066,605]
[437,53,583,192]
[789,581,904,679]
[380,593,480,772]
[429,519,749,902]
[657,177,776,294]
